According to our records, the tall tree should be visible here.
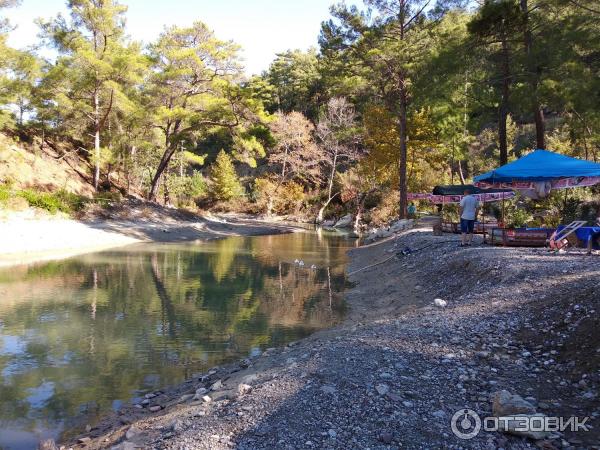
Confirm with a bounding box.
[0,0,26,128]
[210,150,243,201]
[321,0,456,218]
[315,97,358,222]
[144,22,263,202]
[265,48,323,121]
[267,111,321,215]
[39,0,145,190]
[520,0,544,149]
[468,0,524,164]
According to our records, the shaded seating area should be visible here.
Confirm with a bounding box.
[490,228,555,247]
[474,150,600,251]
[409,185,512,237]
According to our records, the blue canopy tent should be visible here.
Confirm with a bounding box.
[474,149,600,187]
[474,150,600,249]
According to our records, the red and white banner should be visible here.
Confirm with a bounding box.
[474,176,600,190]
[408,192,515,204]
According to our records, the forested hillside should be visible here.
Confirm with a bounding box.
[0,0,598,226]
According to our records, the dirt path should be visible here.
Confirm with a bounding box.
[56,229,600,450]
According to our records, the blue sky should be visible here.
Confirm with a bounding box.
[4,0,337,75]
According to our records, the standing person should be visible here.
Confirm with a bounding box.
[459,188,480,247]
[407,202,417,219]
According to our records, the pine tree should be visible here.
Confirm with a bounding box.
[39,0,146,191]
[210,150,243,201]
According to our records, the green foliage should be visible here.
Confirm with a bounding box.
[506,207,533,229]
[165,171,207,207]
[0,188,89,214]
[0,183,9,203]
[264,48,322,121]
[209,150,244,201]
[188,171,207,199]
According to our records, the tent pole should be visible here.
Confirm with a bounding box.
[483,196,486,243]
[502,191,506,247]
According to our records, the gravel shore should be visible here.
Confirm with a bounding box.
[61,229,599,450]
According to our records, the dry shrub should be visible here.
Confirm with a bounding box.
[253,176,305,215]
[368,189,399,226]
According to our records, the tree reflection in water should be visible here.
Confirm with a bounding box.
[0,230,352,449]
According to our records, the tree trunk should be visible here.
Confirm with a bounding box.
[149,144,177,202]
[458,160,467,185]
[398,85,408,219]
[353,193,366,234]
[163,165,171,206]
[534,106,545,150]
[317,150,338,223]
[93,91,101,191]
[498,38,511,165]
[521,0,545,150]
[317,193,338,224]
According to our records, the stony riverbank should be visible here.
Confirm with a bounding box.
[57,229,599,450]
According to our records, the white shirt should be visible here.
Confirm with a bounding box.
[460,195,479,220]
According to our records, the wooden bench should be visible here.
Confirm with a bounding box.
[490,228,553,247]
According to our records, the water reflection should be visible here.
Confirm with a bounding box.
[0,231,351,449]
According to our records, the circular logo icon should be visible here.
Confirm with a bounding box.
[451,408,481,440]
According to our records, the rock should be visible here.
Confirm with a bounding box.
[582,391,596,399]
[389,219,414,233]
[434,298,448,308]
[328,429,337,438]
[492,390,537,417]
[125,426,141,440]
[170,420,184,433]
[379,432,394,444]
[238,383,252,396]
[179,394,194,402]
[503,413,550,440]
[321,385,337,395]
[249,348,262,358]
[77,437,92,444]
[111,443,138,450]
[37,440,58,450]
[432,409,446,419]
[202,395,212,403]
[402,400,414,408]
[210,380,223,391]
[333,214,353,229]
[322,219,336,227]
[239,358,252,368]
[375,384,389,395]
[149,405,162,412]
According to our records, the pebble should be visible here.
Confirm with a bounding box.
[321,385,336,395]
[375,384,389,395]
[434,298,447,308]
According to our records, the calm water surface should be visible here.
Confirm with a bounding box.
[0,230,354,449]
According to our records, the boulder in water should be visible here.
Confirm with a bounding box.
[334,214,353,228]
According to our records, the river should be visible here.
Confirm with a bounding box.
[0,229,354,449]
